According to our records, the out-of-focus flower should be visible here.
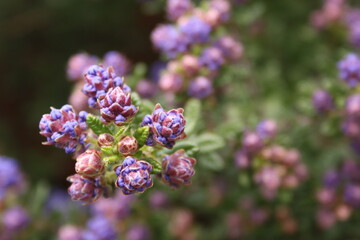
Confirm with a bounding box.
[67,53,98,81]
[199,46,225,71]
[159,72,183,92]
[256,119,278,139]
[136,80,157,99]
[151,25,188,58]
[242,131,263,153]
[58,225,83,240]
[82,216,117,240]
[179,16,212,44]
[2,206,29,231]
[188,76,213,99]
[149,191,168,209]
[337,53,360,87]
[215,36,243,62]
[312,89,334,114]
[126,224,150,240]
[103,51,131,77]
[166,0,193,21]
[0,156,25,199]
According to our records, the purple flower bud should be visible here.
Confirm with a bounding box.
[2,206,29,231]
[0,156,25,198]
[103,51,131,76]
[199,47,225,71]
[166,0,193,21]
[215,36,243,62]
[118,136,138,156]
[82,65,130,108]
[136,80,157,99]
[188,76,213,99]
[345,94,360,117]
[67,53,98,81]
[75,149,104,178]
[162,149,196,188]
[82,216,117,240]
[316,188,336,205]
[159,72,183,92]
[39,105,88,154]
[256,119,278,139]
[151,25,188,59]
[98,87,138,126]
[337,53,360,87]
[141,104,187,148]
[179,16,212,44]
[255,167,281,190]
[58,225,83,240]
[97,133,114,147]
[114,157,153,195]
[312,89,334,114]
[242,131,263,153]
[67,174,104,204]
[126,224,150,240]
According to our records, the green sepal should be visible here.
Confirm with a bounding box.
[184,99,201,135]
[114,126,128,139]
[103,155,120,166]
[86,114,112,135]
[134,126,150,148]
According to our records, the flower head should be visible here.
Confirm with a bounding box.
[179,16,212,44]
[75,149,105,178]
[98,87,138,125]
[82,216,117,240]
[67,174,105,204]
[103,51,130,76]
[187,76,213,99]
[312,89,334,114]
[199,46,225,71]
[162,149,196,188]
[2,206,29,232]
[167,0,193,21]
[141,104,187,148]
[39,105,88,154]
[114,157,153,195]
[82,65,130,108]
[337,53,360,87]
[0,156,25,198]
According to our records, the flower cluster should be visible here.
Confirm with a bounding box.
[151,0,243,99]
[39,105,88,154]
[235,120,308,200]
[39,64,197,205]
[0,156,25,199]
[315,160,360,229]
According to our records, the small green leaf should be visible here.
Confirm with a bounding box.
[134,126,150,148]
[86,114,112,135]
[184,99,201,135]
[131,92,142,109]
[194,133,225,153]
[199,152,224,171]
[144,158,162,174]
[101,146,115,156]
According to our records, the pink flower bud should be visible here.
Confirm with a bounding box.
[75,149,104,177]
[117,136,139,156]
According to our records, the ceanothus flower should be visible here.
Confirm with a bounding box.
[141,104,187,148]
[199,46,225,71]
[39,105,88,154]
[179,16,212,44]
[337,53,360,87]
[0,156,24,199]
[114,157,153,195]
[98,87,138,125]
[1,206,29,231]
[166,0,193,21]
[67,52,98,81]
[82,65,130,108]
[103,51,130,76]
[162,149,196,188]
[312,89,334,114]
[67,174,105,204]
[151,25,188,59]
[82,216,117,240]
[187,76,213,99]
